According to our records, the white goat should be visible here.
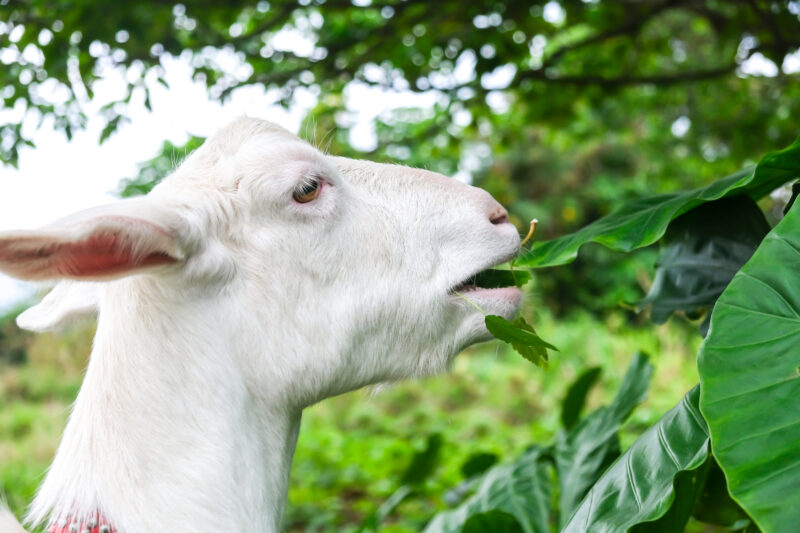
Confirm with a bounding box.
[0,117,521,533]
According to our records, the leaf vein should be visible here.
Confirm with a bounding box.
[681,393,709,436]
[715,301,800,323]
[656,423,681,468]
[625,449,642,510]
[735,272,800,319]
[707,327,799,350]
[735,457,800,493]
[716,411,800,452]
[704,373,800,405]
[771,233,800,258]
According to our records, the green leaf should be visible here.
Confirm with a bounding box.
[359,434,443,532]
[462,510,524,533]
[423,446,553,533]
[400,433,443,486]
[556,353,653,527]
[461,452,499,478]
[563,386,711,532]
[473,269,532,289]
[560,366,602,431]
[638,195,771,335]
[698,200,800,532]
[357,486,413,533]
[99,115,123,144]
[517,138,800,268]
[485,315,557,367]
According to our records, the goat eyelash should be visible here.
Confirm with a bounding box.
[292,175,323,203]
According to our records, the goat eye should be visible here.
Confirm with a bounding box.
[292,178,321,203]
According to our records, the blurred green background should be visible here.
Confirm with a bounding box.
[1,0,799,531]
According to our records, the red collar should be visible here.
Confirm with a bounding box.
[47,513,116,533]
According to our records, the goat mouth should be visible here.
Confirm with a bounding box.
[449,268,525,294]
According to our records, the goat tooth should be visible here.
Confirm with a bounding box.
[87,517,97,527]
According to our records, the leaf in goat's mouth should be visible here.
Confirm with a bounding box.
[485,315,557,367]
[471,269,532,289]
[453,267,554,367]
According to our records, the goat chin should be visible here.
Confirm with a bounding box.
[0,116,522,532]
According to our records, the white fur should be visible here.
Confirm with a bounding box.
[0,118,521,533]
[0,505,27,533]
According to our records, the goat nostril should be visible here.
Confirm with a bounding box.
[490,208,509,226]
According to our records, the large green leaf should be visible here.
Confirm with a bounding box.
[698,201,800,532]
[517,138,800,268]
[556,353,653,527]
[638,195,771,335]
[562,386,710,532]
[423,446,553,533]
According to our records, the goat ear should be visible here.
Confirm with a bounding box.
[16,281,99,332]
[0,201,185,281]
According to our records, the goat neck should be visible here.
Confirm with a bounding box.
[29,279,301,533]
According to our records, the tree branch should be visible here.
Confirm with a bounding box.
[542,0,680,69]
[517,63,738,88]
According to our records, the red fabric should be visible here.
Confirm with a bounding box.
[47,512,116,533]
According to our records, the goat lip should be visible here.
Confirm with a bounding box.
[449,249,522,295]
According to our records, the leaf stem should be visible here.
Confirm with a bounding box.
[520,218,539,248]
[454,290,488,315]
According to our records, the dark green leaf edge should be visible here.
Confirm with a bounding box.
[560,367,603,430]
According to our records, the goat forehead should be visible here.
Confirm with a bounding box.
[328,156,457,191]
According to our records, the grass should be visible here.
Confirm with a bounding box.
[0,310,702,532]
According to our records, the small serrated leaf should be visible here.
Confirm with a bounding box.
[485,315,557,367]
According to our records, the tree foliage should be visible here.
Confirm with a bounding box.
[1,1,798,194]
